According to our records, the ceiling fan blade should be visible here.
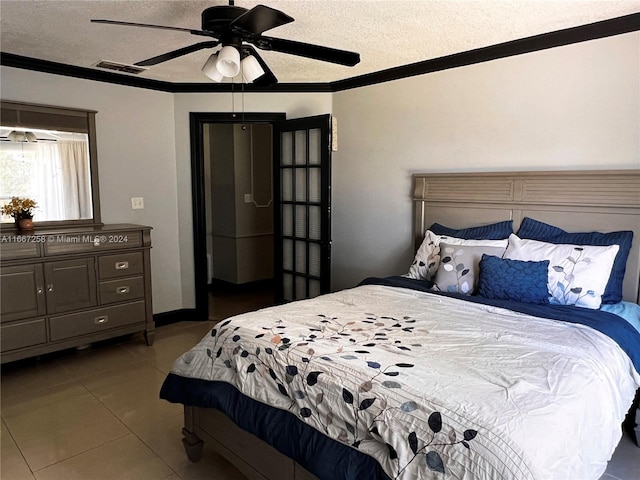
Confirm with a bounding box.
[134,41,219,66]
[229,5,294,36]
[256,36,360,66]
[241,45,278,86]
[91,19,211,37]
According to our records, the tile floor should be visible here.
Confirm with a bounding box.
[1,287,639,480]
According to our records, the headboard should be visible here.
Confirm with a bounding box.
[412,170,640,304]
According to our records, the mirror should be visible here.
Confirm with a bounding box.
[0,101,101,226]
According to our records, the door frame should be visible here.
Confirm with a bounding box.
[190,112,286,320]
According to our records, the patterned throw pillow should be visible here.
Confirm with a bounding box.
[517,217,633,304]
[407,231,509,283]
[477,255,550,304]
[432,243,507,294]
[503,234,619,309]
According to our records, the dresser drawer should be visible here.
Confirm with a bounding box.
[0,240,41,260]
[1,318,47,351]
[98,252,144,279]
[44,231,143,256]
[99,276,145,305]
[49,301,145,341]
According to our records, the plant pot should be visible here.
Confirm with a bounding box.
[18,218,34,230]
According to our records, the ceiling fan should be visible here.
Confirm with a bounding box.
[91,1,360,86]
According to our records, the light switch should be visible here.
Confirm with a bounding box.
[244,194,253,203]
[131,197,144,209]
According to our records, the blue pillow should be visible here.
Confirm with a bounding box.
[517,217,633,304]
[477,255,550,304]
[430,220,513,240]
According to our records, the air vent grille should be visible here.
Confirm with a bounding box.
[94,60,147,74]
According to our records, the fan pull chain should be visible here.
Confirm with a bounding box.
[241,81,246,130]
[231,78,236,117]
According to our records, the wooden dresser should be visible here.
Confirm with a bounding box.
[0,224,154,363]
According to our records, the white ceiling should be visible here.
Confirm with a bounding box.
[1,1,638,85]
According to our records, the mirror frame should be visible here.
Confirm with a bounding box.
[0,100,101,229]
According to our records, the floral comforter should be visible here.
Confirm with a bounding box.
[167,284,640,480]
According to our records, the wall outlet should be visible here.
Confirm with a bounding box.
[131,197,144,209]
[244,194,253,203]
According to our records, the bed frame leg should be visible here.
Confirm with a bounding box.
[182,427,204,462]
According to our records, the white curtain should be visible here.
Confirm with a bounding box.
[34,140,92,221]
[57,140,92,219]
[34,142,65,221]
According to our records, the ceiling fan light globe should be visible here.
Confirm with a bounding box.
[7,130,37,142]
[215,46,240,77]
[202,54,224,82]
[241,55,265,83]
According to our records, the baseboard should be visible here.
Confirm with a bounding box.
[153,308,203,327]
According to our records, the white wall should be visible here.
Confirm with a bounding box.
[331,32,640,290]
[0,67,183,313]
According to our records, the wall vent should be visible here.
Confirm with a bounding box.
[94,60,147,74]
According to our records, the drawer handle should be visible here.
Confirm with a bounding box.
[116,286,130,294]
[115,261,129,270]
[94,315,109,325]
[37,286,44,295]
[47,284,54,293]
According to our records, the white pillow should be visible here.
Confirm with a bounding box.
[407,230,509,282]
[503,234,619,309]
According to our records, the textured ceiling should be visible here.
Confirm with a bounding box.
[1,0,638,84]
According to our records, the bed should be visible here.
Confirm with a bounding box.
[160,170,640,480]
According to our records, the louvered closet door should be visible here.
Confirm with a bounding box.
[274,115,331,303]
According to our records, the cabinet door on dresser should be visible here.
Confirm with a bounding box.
[44,258,97,314]
[0,264,47,322]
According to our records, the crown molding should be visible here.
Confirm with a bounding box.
[1,13,638,94]
[332,12,640,91]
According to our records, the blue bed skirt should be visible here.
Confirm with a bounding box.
[160,374,392,480]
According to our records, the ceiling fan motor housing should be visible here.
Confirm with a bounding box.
[201,6,247,37]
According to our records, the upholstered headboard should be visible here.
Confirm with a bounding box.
[412,170,640,304]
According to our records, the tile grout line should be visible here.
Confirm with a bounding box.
[29,434,139,477]
[1,416,37,478]
[76,361,182,479]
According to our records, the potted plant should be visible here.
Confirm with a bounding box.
[1,197,38,230]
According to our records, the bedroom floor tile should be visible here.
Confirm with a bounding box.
[1,383,129,471]
[32,434,174,480]
[208,284,275,322]
[143,328,215,374]
[603,433,640,480]
[1,419,35,480]
[0,357,76,401]
[127,411,247,480]
[80,361,181,427]
[53,343,149,380]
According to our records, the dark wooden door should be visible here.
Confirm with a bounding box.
[273,114,332,303]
